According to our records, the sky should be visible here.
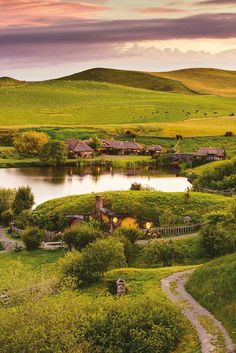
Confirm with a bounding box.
[1,0,236,80]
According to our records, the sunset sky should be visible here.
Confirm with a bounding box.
[1,0,236,80]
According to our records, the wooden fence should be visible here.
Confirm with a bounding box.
[10,225,63,242]
[148,223,202,236]
[196,187,235,197]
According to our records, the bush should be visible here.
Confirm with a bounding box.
[143,236,202,267]
[159,209,177,227]
[0,292,184,353]
[22,227,45,250]
[63,222,103,251]
[13,131,50,156]
[200,224,236,259]
[60,238,127,285]
[1,209,14,226]
[114,226,142,244]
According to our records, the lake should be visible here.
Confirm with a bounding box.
[0,166,192,206]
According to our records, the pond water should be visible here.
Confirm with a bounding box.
[0,166,192,206]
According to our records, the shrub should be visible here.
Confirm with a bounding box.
[1,209,14,226]
[0,292,184,353]
[13,131,50,156]
[159,209,177,227]
[40,140,67,166]
[143,236,202,267]
[12,186,34,216]
[60,238,127,286]
[200,224,236,259]
[114,226,142,244]
[63,222,103,251]
[21,227,45,250]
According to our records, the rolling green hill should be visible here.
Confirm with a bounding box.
[153,68,236,97]
[59,67,194,95]
[0,78,236,131]
[186,253,236,343]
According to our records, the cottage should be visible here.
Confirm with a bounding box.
[194,147,225,161]
[65,140,94,158]
[147,145,165,155]
[101,139,144,155]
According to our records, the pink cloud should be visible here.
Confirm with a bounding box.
[0,0,109,27]
[135,6,188,14]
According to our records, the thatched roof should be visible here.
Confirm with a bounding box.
[101,139,144,150]
[66,140,94,153]
[194,147,225,158]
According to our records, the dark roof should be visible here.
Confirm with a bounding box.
[147,145,164,152]
[101,139,144,150]
[100,207,114,216]
[65,140,94,153]
[194,147,225,157]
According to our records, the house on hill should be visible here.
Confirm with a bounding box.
[101,139,144,155]
[194,147,225,161]
[65,140,94,158]
[147,145,166,155]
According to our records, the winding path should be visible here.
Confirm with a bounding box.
[161,270,235,353]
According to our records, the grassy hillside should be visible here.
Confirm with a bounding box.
[36,191,231,229]
[0,79,236,129]
[186,253,236,343]
[60,67,194,94]
[154,68,236,97]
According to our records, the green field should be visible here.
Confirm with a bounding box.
[0,72,236,134]
[187,253,236,344]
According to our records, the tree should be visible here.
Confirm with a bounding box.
[22,227,45,250]
[40,140,67,166]
[0,188,16,218]
[12,186,34,216]
[88,135,102,150]
[13,131,49,156]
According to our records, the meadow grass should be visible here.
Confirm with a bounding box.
[186,252,236,344]
[0,80,236,128]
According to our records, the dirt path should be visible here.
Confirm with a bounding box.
[161,270,235,353]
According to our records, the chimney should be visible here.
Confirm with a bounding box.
[96,195,104,211]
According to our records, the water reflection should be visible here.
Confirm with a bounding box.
[0,166,192,206]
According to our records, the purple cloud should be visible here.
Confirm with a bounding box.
[0,13,235,47]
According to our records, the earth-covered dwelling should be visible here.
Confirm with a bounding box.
[65,140,94,158]
[65,195,153,232]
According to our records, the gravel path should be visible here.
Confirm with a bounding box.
[161,270,235,353]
